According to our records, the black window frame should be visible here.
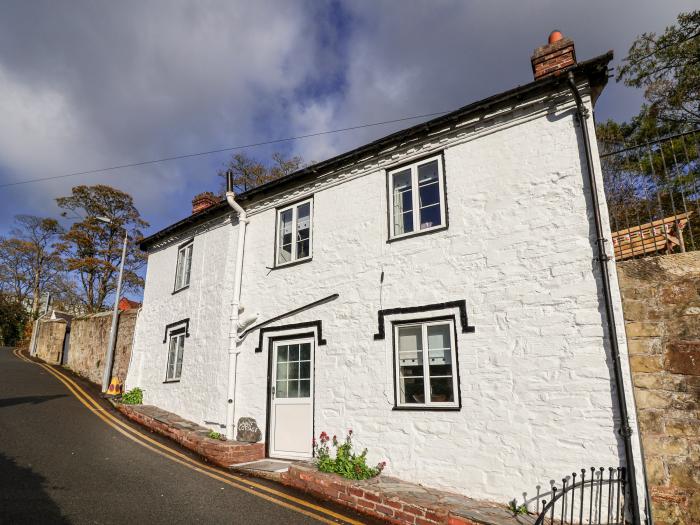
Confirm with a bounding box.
[385,152,449,243]
[173,238,194,294]
[272,196,314,269]
[164,327,187,383]
[391,314,462,411]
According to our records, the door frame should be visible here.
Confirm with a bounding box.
[265,332,316,459]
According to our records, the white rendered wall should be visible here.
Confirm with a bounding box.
[126,217,235,429]
[129,89,645,506]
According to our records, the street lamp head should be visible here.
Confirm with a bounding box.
[95,216,113,225]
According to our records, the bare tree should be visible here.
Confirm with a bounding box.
[0,215,65,317]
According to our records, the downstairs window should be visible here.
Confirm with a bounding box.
[393,319,459,408]
[165,329,186,382]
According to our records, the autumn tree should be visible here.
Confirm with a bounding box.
[0,215,65,317]
[56,185,148,313]
[218,152,303,193]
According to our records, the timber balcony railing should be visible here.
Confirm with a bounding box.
[534,467,627,525]
[599,129,700,261]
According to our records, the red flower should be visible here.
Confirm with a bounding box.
[319,431,329,443]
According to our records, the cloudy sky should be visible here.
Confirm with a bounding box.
[0,0,695,238]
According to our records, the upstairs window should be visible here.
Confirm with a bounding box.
[394,319,459,409]
[388,155,446,239]
[174,241,193,292]
[276,198,313,266]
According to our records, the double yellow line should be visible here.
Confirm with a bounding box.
[11,348,364,525]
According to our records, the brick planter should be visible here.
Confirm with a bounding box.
[114,403,264,467]
[281,463,531,525]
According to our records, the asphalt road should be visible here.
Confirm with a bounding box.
[0,347,375,525]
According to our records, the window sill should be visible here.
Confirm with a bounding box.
[393,405,460,412]
[387,225,448,244]
[271,257,313,271]
[163,379,181,384]
[172,285,190,295]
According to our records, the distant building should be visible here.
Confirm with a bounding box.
[118,297,141,311]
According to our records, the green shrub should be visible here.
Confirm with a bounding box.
[313,430,386,480]
[208,431,223,440]
[121,387,143,405]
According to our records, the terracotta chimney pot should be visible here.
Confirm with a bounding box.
[548,30,563,44]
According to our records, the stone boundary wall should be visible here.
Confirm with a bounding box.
[66,309,138,385]
[616,251,700,525]
[34,319,67,364]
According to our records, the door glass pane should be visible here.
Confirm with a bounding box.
[296,202,311,259]
[397,326,424,404]
[277,345,288,362]
[392,169,413,235]
[278,208,293,264]
[288,362,299,380]
[288,380,299,398]
[418,161,441,229]
[275,341,312,399]
[276,362,288,380]
[288,344,299,362]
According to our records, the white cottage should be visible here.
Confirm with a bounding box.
[127,34,647,512]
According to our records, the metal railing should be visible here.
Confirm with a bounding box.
[599,129,700,260]
[535,467,626,525]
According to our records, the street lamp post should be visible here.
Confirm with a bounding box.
[96,217,128,393]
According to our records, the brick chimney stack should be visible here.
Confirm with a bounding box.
[531,30,577,80]
[191,192,219,214]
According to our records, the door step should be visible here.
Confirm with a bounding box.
[233,459,292,473]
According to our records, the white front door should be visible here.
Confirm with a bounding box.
[269,338,314,459]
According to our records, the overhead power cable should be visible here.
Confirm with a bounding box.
[0,110,452,189]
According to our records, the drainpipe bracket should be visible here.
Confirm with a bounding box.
[618,424,633,438]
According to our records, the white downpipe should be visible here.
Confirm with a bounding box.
[225,179,248,440]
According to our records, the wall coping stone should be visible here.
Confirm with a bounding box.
[278,462,534,525]
[113,403,264,467]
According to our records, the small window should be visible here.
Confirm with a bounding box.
[166,330,186,381]
[276,198,313,266]
[394,319,458,408]
[174,241,193,291]
[388,155,446,239]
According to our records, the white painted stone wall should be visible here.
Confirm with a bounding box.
[127,216,236,427]
[127,84,645,507]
